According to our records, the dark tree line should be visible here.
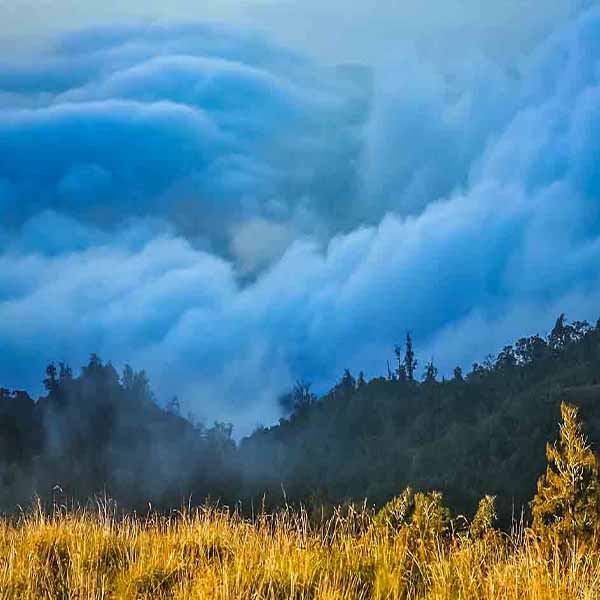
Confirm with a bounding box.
[241,314,600,524]
[0,355,238,511]
[1,314,600,524]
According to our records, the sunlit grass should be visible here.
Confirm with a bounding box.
[0,501,598,599]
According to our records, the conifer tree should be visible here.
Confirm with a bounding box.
[394,345,406,380]
[531,402,600,543]
[357,371,366,390]
[404,333,417,382]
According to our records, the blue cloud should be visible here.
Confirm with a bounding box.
[0,7,599,435]
[0,24,364,249]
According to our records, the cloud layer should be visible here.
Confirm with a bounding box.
[1,5,599,435]
[0,24,368,257]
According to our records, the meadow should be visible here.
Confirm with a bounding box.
[0,499,599,599]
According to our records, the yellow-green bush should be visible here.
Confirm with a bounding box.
[532,402,600,545]
[470,495,497,540]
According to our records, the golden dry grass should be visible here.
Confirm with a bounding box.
[0,502,599,599]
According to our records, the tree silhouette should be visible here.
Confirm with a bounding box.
[404,333,417,382]
[423,359,438,383]
[357,371,367,390]
[43,364,58,394]
[338,369,356,396]
[166,396,181,416]
[394,345,406,381]
[293,381,316,412]
[453,366,464,382]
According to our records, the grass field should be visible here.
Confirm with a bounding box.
[0,501,598,599]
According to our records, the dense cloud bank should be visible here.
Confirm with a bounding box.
[0,24,368,255]
[1,6,599,434]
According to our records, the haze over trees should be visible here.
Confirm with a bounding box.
[0,356,239,510]
[0,314,600,526]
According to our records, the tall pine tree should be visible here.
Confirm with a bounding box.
[404,333,417,382]
[531,402,600,543]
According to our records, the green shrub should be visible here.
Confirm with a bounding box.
[410,491,450,543]
[373,487,414,532]
[470,495,497,540]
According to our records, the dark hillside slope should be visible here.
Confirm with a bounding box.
[0,357,239,511]
[241,316,600,523]
[1,315,600,521]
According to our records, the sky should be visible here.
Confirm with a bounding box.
[0,1,599,435]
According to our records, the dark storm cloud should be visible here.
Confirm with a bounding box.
[0,23,367,251]
[0,6,599,435]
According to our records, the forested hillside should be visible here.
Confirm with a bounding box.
[0,357,238,510]
[1,314,600,524]
[241,314,600,524]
